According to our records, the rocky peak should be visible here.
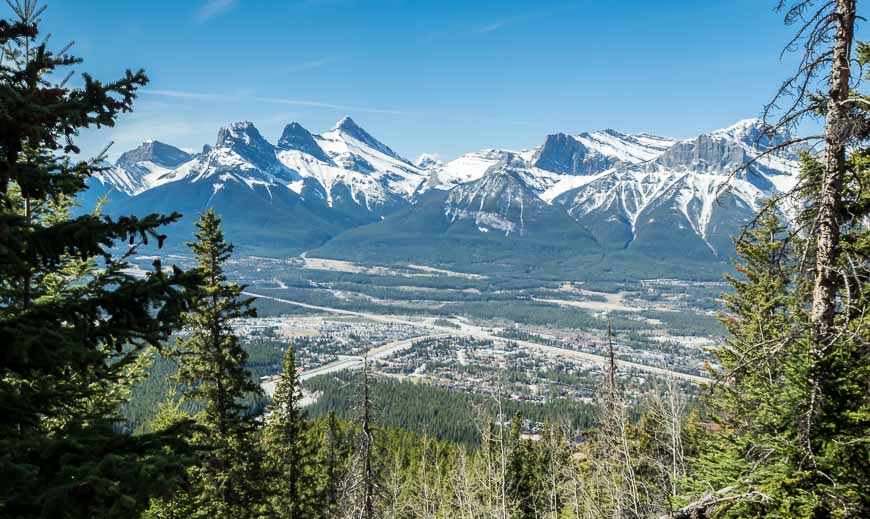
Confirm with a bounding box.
[532,133,594,174]
[277,122,332,163]
[655,120,793,174]
[214,121,278,166]
[333,116,403,160]
[216,122,271,151]
[115,140,192,170]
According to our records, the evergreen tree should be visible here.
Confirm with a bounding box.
[172,209,264,518]
[262,346,318,518]
[141,396,198,519]
[684,165,869,516]
[0,1,200,516]
[671,2,870,517]
[318,410,350,517]
[506,413,541,519]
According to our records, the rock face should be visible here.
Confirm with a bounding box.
[445,166,537,237]
[533,132,617,175]
[554,119,799,262]
[532,129,675,175]
[656,134,750,172]
[277,122,333,163]
[116,140,192,172]
[215,121,284,171]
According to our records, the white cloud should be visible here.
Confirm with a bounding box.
[195,0,236,23]
[286,57,341,72]
[141,89,414,116]
[474,20,508,34]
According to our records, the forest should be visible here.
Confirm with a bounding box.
[1,0,869,518]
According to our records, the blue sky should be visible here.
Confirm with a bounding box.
[35,0,836,161]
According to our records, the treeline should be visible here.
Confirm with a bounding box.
[305,371,598,446]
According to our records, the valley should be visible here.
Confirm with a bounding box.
[123,250,723,439]
[104,112,767,442]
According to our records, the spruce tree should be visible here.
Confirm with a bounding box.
[0,1,199,516]
[673,3,870,515]
[684,167,869,516]
[318,410,349,517]
[262,345,318,518]
[172,209,264,518]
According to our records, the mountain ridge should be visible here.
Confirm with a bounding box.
[87,117,799,277]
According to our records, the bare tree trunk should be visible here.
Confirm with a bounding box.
[813,0,855,341]
[342,355,380,519]
[804,0,856,460]
[361,357,376,519]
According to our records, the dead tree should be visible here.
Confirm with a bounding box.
[343,355,382,519]
[593,319,643,518]
[762,0,859,466]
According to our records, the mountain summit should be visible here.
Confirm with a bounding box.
[532,129,675,175]
[330,116,403,161]
[87,117,799,276]
[90,140,193,197]
[277,122,332,163]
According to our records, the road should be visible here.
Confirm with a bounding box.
[261,334,448,396]
[246,291,712,385]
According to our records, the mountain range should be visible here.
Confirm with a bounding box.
[84,116,800,279]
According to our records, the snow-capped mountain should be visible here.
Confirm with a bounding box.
[554,119,799,259]
[88,116,799,276]
[414,153,443,171]
[422,149,537,190]
[275,118,418,218]
[532,129,675,175]
[154,121,300,191]
[314,118,799,277]
[91,140,194,196]
[312,117,425,197]
[93,118,427,254]
[443,158,589,237]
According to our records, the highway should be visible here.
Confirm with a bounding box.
[261,334,448,396]
[246,291,712,387]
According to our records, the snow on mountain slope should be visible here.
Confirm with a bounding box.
[154,121,299,197]
[277,148,401,213]
[318,117,799,271]
[532,129,675,176]
[434,154,597,241]
[423,129,675,198]
[555,118,800,257]
[272,118,421,215]
[93,116,800,269]
[423,149,567,193]
[570,130,675,163]
[313,117,425,197]
[430,149,519,188]
[414,153,443,170]
[277,122,333,163]
[92,140,194,196]
[444,166,536,236]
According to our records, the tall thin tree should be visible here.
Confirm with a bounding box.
[263,345,317,518]
[172,209,263,518]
